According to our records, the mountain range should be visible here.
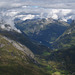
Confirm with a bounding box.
[15,18,70,48]
[0,0,75,75]
[0,13,75,75]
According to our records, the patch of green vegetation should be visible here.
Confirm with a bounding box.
[42,52,51,56]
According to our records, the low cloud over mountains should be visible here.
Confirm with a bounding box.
[0,0,75,32]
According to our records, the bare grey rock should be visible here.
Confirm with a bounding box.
[3,36,34,58]
[0,43,5,48]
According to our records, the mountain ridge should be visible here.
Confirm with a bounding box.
[15,18,70,48]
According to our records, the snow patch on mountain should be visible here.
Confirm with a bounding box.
[15,14,36,20]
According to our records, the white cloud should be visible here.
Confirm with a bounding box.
[52,14,58,19]
[0,0,75,32]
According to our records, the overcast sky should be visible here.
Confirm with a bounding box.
[0,0,75,9]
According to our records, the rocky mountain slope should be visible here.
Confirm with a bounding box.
[41,20,75,74]
[15,18,69,48]
[53,20,75,49]
[0,30,50,75]
[0,26,51,55]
